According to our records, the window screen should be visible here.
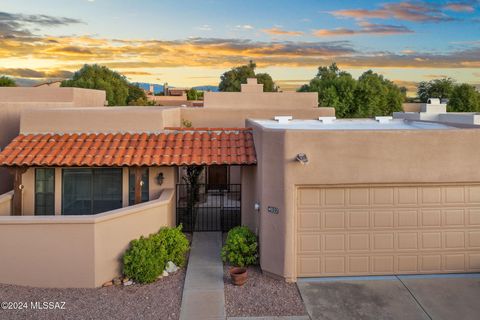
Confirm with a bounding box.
[35,168,55,215]
[62,168,122,215]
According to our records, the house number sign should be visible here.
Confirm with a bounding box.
[267,206,279,214]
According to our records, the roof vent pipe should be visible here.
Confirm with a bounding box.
[318,117,336,124]
[274,116,293,124]
[375,116,393,123]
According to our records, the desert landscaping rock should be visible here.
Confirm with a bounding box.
[0,268,186,320]
[224,265,307,318]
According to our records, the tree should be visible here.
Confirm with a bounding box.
[299,64,403,118]
[299,63,356,118]
[417,78,455,103]
[354,70,403,117]
[447,84,480,112]
[255,73,277,92]
[0,76,16,87]
[61,64,129,106]
[187,88,199,100]
[218,60,277,92]
[127,83,150,106]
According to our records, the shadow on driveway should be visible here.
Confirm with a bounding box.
[297,274,480,320]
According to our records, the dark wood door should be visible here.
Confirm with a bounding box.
[207,166,228,189]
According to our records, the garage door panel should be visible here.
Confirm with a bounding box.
[468,253,480,270]
[373,210,394,228]
[444,209,465,226]
[347,188,370,206]
[324,211,345,229]
[296,185,480,277]
[468,209,480,225]
[397,187,419,205]
[467,186,480,203]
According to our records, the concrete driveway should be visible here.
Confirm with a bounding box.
[297,274,480,320]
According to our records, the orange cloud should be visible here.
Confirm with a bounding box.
[262,27,304,36]
[330,1,455,22]
[444,3,475,12]
[314,22,413,36]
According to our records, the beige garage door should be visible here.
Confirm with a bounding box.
[296,185,480,277]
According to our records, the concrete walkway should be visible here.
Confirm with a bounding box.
[180,232,226,320]
[298,274,480,320]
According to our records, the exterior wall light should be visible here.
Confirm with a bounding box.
[156,172,165,185]
[296,153,309,165]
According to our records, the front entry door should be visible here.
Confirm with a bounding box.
[207,165,228,190]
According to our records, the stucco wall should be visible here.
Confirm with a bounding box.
[0,189,175,288]
[246,120,480,280]
[181,108,334,128]
[0,87,105,104]
[20,107,181,134]
[0,88,106,194]
[204,91,318,110]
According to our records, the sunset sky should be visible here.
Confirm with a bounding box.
[1,0,479,94]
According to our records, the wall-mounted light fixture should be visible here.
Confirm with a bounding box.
[156,172,165,185]
[296,153,309,165]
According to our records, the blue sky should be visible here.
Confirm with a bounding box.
[1,0,479,93]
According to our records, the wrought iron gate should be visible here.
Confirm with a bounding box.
[176,184,241,232]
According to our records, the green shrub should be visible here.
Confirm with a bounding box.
[122,225,190,284]
[122,235,167,284]
[221,226,258,267]
[153,225,190,267]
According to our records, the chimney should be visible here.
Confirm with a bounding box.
[241,78,263,93]
[149,84,154,95]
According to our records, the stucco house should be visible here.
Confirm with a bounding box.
[0,80,479,288]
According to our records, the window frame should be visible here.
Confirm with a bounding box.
[61,168,123,215]
[128,167,149,205]
[34,168,55,216]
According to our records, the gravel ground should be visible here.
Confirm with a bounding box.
[0,233,192,320]
[223,264,307,317]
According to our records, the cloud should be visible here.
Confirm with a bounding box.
[313,22,413,37]
[196,24,212,31]
[235,25,254,30]
[0,68,72,78]
[392,79,418,91]
[262,27,304,36]
[444,2,476,12]
[330,1,456,22]
[0,11,82,38]
[423,74,448,78]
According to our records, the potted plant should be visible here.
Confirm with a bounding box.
[221,226,258,286]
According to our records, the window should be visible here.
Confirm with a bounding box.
[129,168,149,205]
[35,168,55,215]
[62,168,122,215]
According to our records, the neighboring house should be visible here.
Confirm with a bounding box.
[0,87,106,194]
[146,82,204,107]
[34,80,62,88]
[0,80,479,288]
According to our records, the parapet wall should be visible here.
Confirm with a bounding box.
[0,189,175,288]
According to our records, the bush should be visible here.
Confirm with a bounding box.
[123,225,190,284]
[221,226,258,267]
[153,226,190,267]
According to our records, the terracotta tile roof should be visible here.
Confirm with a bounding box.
[0,129,256,167]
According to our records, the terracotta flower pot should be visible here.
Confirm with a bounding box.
[229,267,247,286]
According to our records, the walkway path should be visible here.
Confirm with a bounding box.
[180,232,226,320]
